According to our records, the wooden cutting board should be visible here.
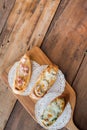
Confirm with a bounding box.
[2,47,78,130]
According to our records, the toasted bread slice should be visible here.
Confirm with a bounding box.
[41,93,69,127]
[41,98,65,126]
[35,92,71,129]
[32,64,58,98]
[13,54,31,94]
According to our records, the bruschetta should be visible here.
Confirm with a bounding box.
[13,54,31,94]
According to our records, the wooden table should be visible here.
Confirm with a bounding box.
[0,0,87,130]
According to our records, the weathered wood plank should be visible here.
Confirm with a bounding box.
[4,101,45,130]
[0,0,15,34]
[0,1,16,130]
[72,55,87,130]
[0,0,46,73]
[42,0,87,84]
[0,0,61,75]
[29,0,60,48]
[0,77,16,130]
[43,0,70,38]
[0,0,27,45]
[0,0,35,63]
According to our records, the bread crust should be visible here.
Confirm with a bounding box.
[41,96,66,126]
[30,64,58,100]
[35,92,71,130]
[13,54,31,94]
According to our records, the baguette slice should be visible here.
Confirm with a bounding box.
[35,92,71,130]
[41,93,69,127]
[13,54,31,94]
[31,64,58,98]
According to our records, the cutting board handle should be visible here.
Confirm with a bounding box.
[66,119,79,130]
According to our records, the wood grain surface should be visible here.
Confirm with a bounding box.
[0,77,16,130]
[0,1,16,130]
[0,0,87,130]
[4,101,45,130]
[0,0,15,34]
[42,0,87,84]
[73,55,87,130]
[0,0,60,74]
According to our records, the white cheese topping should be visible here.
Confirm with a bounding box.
[45,70,56,82]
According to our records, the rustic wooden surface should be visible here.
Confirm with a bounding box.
[0,1,16,130]
[0,0,87,130]
[73,55,87,130]
[0,0,15,34]
[0,77,16,130]
[0,0,60,73]
[42,0,87,84]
